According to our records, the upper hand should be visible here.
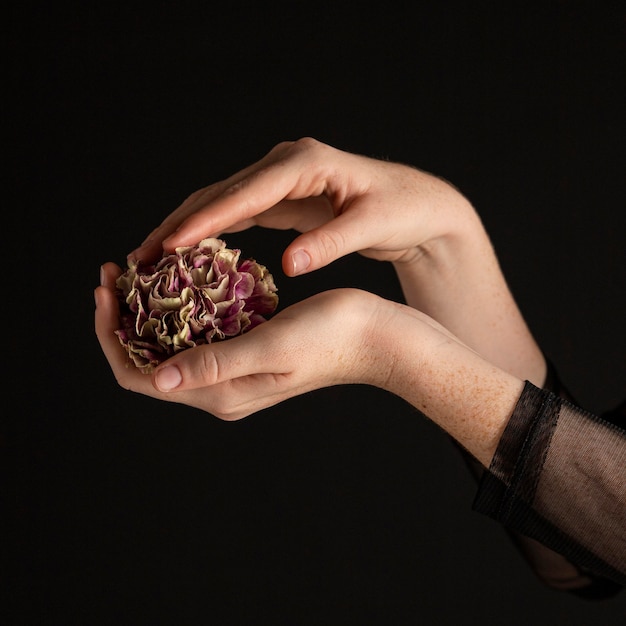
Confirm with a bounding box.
[128,137,475,276]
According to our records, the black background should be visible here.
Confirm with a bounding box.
[6,2,626,625]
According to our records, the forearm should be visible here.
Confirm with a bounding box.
[392,202,546,386]
[367,300,526,467]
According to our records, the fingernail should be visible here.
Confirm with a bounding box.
[155,365,182,392]
[292,249,311,275]
[99,265,105,286]
[94,288,100,307]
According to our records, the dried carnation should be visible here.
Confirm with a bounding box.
[115,238,278,373]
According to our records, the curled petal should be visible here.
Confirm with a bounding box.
[115,238,278,373]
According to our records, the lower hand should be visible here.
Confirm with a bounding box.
[95,261,393,419]
[95,261,523,466]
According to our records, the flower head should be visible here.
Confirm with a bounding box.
[115,238,278,372]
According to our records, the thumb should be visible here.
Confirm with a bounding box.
[283,210,375,276]
[152,332,280,393]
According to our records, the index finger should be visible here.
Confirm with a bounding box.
[128,146,286,264]
[161,138,339,252]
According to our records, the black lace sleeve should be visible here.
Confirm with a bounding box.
[473,380,626,591]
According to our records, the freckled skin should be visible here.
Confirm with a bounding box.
[365,303,524,467]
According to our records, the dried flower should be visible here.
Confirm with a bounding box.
[115,238,278,373]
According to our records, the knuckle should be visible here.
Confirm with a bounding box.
[293,136,321,152]
[199,348,222,386]
[315,227,345,260]
[275,137,325,163]
[291,137,333,183]
[223,176,250,196]
[270,140,296,154]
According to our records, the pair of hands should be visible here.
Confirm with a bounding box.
[95,138,528,464]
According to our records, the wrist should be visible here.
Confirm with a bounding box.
[391,217,546,385]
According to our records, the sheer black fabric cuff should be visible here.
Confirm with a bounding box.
[474,381,560,521]
[473,382,626,589]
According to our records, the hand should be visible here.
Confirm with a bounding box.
[95,261,523,466]
[95,261,392,418]
[128,137,477,275]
